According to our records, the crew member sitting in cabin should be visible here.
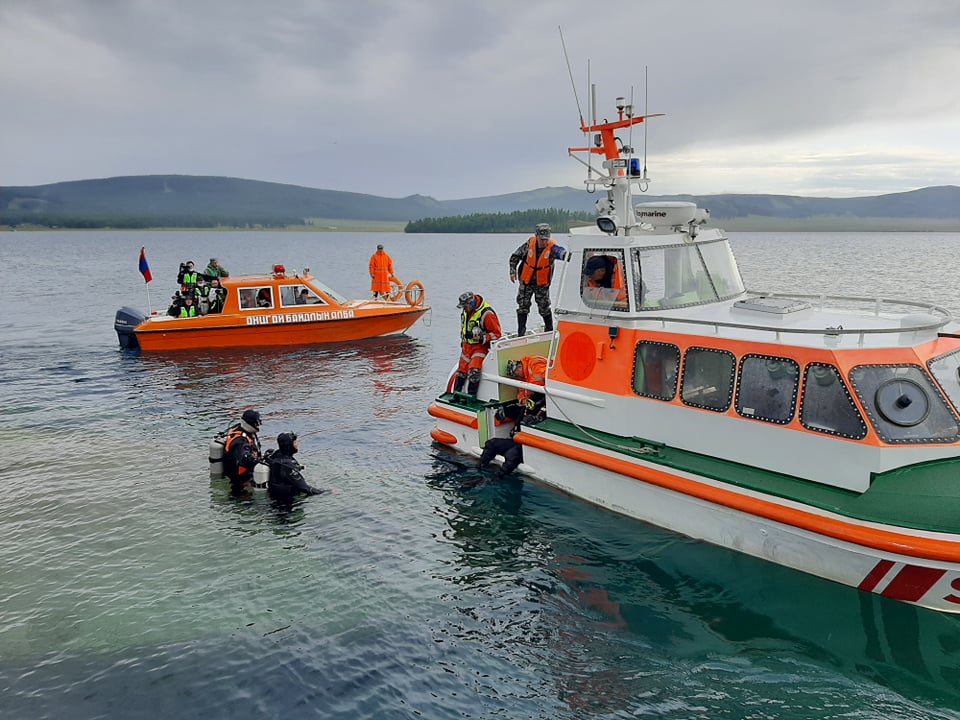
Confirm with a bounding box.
[582,254,627,306]
[266,432,326,498]
[240,288,257,309]
[257,288,273,308]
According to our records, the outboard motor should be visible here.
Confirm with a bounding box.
[114,307,147,349]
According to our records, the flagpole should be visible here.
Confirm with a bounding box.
[145,282,153,315]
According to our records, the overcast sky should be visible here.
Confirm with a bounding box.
[2,0,959,200]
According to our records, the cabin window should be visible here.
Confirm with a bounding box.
[280,285,324,307]
[680,347,736,411]
[580,250,629,311]
[799,363,867,439]
[849,364,959,443]
[632,240,744,311]
[735,355,799,424]
[928,349,960,415]
[239,287,273,310]
[632,342,680,400]
[697,240,745,299]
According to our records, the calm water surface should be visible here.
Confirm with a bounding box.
[2,230,960,719]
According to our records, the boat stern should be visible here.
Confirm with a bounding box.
[114,306,147,349]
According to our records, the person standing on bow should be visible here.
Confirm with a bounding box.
[508,223,566,335]
[222,409,263,494]
[369,244,395,300]
[454,291,502,398]
[267,432,326,498]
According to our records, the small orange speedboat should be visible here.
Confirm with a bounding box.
[114,264,429,351]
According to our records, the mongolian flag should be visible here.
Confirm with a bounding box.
[138,246,153,283]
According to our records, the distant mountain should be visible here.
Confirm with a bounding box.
[2,175,960,229]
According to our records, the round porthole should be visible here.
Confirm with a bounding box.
[875,379,929,427]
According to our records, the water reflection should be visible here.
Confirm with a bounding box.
[426,447,960,709]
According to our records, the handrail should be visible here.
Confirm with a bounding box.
[558,291,953,337]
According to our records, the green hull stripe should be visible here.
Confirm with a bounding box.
[437,395,960,534]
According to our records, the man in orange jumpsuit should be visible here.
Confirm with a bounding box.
[454,290,502,398]
[369,244,395,299]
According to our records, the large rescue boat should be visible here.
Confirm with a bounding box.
[429,88,960,614]
[115,264,428,351]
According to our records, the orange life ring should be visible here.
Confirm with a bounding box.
[405,280,425,306]
[387,277,404,302]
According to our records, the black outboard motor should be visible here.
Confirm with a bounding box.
[114,306,147,349]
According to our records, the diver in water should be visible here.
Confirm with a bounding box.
[222,409,263,494]
[266,432,326,498]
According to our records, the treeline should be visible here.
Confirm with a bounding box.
[404,208,594,233]
[1,212,305,229]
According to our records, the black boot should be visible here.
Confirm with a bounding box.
[517,311,528,336]
[453,373,466,393]
[542,311,553,332]
[466,370,481,397]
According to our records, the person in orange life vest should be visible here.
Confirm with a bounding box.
[583,255,627,303]
[453,290,502,397]
[369,244,395,299]
[222,409,263,494]
[508,223,566,335]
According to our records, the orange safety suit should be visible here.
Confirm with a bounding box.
[369,249,395,295]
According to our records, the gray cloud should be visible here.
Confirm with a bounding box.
[2,0,959,199]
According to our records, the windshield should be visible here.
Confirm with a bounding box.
[635,239,744,310]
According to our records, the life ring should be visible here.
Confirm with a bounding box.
[387,277,404,302]
[405,280,425,306]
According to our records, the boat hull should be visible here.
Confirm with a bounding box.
[429,398,960,614]
[132,306,428,351]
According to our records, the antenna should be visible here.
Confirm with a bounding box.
[640,66,650,191]
[558,26,584,128]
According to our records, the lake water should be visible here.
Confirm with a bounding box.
[3,229,960,719]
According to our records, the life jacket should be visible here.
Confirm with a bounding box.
[519,237,557,286]
[223,427,258,477]
[181,271,198,289]
[461,299,494,344]
[179,304,197,318]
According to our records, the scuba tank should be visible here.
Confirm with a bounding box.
[253,459,270,489]
[209,432,226,476]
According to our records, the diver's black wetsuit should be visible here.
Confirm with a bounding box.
[268,451,325,497]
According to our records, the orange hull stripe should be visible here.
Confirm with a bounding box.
[517,432,960,564]
[427,402,478,429]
